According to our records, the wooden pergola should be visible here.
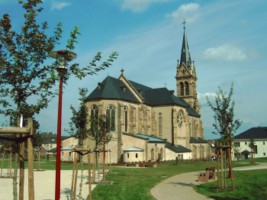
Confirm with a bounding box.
[0,118,35,200]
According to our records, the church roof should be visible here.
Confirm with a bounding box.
[123,147,144,152]
[235,127,267,140]
[135,133,166,143]
[189,137,208,144]
[86,75,200,117]
[124,132,166,143]
[85,76,139,103]
[165,142,192,153]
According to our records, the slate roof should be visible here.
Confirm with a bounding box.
[85,76,139,103]
[180,29,192,67]
[165,142,192,153]
[235,127,267,140]
[86,75,200,117]
[189,137,208,144]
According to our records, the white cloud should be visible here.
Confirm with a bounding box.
[167,3,200,23]
[203,44,247,62]
[51,1,71,10]
[121,0,172,13]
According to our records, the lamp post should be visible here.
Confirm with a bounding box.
[49,50,76,200]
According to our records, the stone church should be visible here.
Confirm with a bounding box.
[84,26,211,164]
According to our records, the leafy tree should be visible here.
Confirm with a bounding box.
[206,83,242,179]
[206,83,242,142]
[0,0,118,122]
[0,0,117,198]
[89,114,112,180]
[89,115,112,150]
[68,88,89,146]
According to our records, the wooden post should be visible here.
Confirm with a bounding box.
[27,118,34,200]
[220,148,224,189]
[87,149,92,200]
[0,150,4,177]
[73,152,78,199]
[9,150,12,178]
[19,136,25,200]
[102,137,106,181]
[70,154,75,200]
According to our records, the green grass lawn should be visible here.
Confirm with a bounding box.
[195,169,267,200]
[1,157,266,200]
[91,159,267,200]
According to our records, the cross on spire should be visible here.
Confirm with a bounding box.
[183,19,186,31]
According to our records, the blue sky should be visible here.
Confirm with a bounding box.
[0,0,266,139]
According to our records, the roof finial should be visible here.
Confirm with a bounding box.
[183,19,186,31]
[121,68,124,75]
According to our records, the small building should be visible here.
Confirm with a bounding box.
[61,137,78,162]
[233,127,267,159]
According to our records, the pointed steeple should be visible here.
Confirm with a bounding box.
[180,20,191,67]
[176,20,200,113]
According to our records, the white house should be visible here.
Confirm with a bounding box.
[233,127,267,159]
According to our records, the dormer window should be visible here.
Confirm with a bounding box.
[97,82,102,90]
[120,85,126,92]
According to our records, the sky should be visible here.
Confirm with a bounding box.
[0,0,266,139]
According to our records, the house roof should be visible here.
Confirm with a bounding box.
[135,133,166,143]
[123,147,144,152]
[189,137,208,144]
[235,127,267,140]
[165,142,191,153]
[86,75,200,117]
[41,135,69,144]
[124,132,166,143]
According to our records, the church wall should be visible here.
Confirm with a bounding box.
[147,143,165,162]
[165,148,192,161]
[152,106,173,143]
[122,134,147,161]
[84,96,206,163]
[172,107,189,147]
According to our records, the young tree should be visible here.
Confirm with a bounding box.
[249,137,255,164]
[0,0,117,198]
[0,0,118,122]
[69,88,89,146]
[206,83,242,179]
[89,114,112,180]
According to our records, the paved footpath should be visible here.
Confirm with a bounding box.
[151,162,267,200]
[0,169,103,200]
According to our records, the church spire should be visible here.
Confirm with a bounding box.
[180,20,192,67]
[176,21,200,113]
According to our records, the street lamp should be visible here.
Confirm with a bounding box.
[49,50,76,200]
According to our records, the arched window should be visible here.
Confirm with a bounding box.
[185,82,189,95]
[135,153,138,158]
[180,82,184,96]
[106,105,116,131]
[151,149,154,161]
[90,104,98,128]
[158,112,162,138]
[124,106,128,132]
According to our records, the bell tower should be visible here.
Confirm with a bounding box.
[176,21,200,113]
